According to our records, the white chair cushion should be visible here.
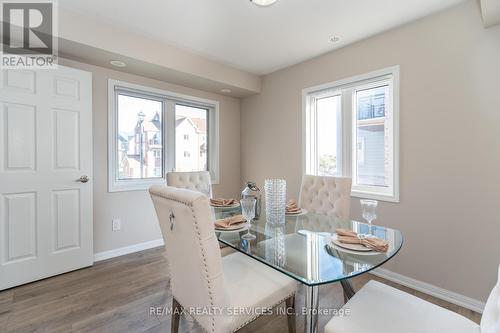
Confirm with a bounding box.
[481,265,500,333]
[222,252,297,332]
[325,280,480,333]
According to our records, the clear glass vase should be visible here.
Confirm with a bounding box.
[265,179,286,225]
[265,224,286,268]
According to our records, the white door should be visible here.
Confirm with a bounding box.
[0,66,93,290]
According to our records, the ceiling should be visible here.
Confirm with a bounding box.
[59,0,466,75]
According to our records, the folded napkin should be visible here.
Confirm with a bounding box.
[286,199,302,214]
[210,198,237,206]
[214,214,246,229]
[335,228,389,252]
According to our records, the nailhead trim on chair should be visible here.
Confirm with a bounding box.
[150,189,199,207]
[152,188,296,333]
[150,189,217,332]
[191,207,218,332]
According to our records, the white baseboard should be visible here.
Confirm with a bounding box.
[371,267,485,313]
[93,239,165,262]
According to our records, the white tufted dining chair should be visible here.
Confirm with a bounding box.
[324,264,500,333]
[298,175,352,219]
[166,171,213,198]
[149,185,298,333]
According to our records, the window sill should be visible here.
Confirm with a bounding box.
[109,178,166,193]
[351,190,399,203]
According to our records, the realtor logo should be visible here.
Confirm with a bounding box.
[1,0,58,68]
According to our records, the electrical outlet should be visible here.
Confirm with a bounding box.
[112,218,121,231]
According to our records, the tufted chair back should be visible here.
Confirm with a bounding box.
[298,175,352,219]
[481,264,500,333]
[149,185,228,332]
[166,171,213,198]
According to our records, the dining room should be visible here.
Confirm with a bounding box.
[0,0,499,332]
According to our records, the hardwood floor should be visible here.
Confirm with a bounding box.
[0,247,481,333]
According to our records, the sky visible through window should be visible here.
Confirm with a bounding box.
[118,95,162,135]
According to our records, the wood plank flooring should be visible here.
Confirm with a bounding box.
[0,247,481,333]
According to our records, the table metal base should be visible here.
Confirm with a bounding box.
[303,279,356,333]
[304,285,319,333]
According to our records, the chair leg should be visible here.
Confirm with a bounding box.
[285,295,296,333]
[340,279,356,304]
[171,298,182,333]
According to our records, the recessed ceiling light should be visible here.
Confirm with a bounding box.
[250,0,278,7]
[329,36,342,44]
[110,60,126,67]
[220,88,232,94]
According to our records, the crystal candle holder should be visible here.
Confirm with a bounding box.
[265,179,286,225]
[265,224,286,268]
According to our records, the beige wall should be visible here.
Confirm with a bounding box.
[241,1,500,302]
[60,58,241,254]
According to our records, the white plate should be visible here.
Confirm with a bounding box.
[331,233,373,252]
[211,202,240,209]
[326,243,381,256]
[214,223,248,232]
[285,208,308,216]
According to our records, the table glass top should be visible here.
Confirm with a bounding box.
[213,208,403,286]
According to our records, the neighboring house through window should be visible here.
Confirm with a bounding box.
[175,104,208,173]
[108,80,219,192]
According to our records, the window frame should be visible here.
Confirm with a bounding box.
[302,66,400,203]
[108,79,220,192]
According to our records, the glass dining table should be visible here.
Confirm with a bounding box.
[213,207,404,333]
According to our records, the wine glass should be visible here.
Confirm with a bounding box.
[360,199,378,235]
[240,197,257,240]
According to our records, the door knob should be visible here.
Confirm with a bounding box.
[78,175,89,183]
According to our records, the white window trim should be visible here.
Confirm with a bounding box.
[302,66,400,203]
[108,79,220,192]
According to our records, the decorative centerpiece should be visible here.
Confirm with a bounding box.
[265,178,286,225]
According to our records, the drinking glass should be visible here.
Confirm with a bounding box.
[360,199,378,235]
[240,197,257,240]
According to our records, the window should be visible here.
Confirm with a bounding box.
[108,80,219,192]
[305,94,342,177]
[116,94,164,181]
[354,84,392,190]
[303,66,399,202]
